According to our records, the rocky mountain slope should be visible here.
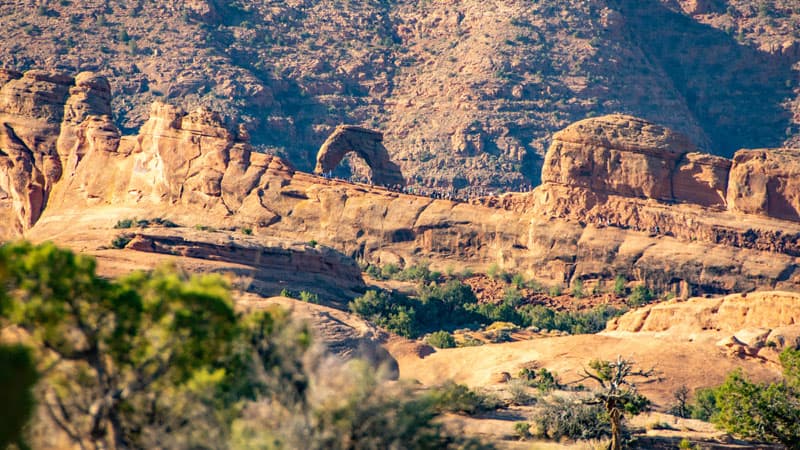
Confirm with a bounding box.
[2,0,799,191]
[2,69,799,298]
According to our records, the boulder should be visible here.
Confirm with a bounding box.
[727,148,800,222]
[542,114,696,201]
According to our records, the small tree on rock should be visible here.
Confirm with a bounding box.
[577,356,656,450]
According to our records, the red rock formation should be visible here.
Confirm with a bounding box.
[542,115,696,201]
[728,148,800,222]
[2,72,799,297]
[672,152,730,208]
[314,125,405,187]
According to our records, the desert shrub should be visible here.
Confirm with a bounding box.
[667,385,691,418]
[111,233,133,249]
[427,330,456,349]
[532,397,610,441]
[241,227,253,235]
[514,422,531,440]
[397,261,440,282]
[365,264,382,279]
[572,279,585,298]
[299,291,320,304]
[280,288,298,299]
[151,217,179,228]
[114,218,134,229]
[548,285,562,297]
[508,379,535,405]
[520,305,623,335]
[471,299,525,325]
[511,273,526,289]
[349,290,420,337]
[307,240,317,248]
[678,438,701,450]
[627,285,655,307]
[381,263,400,279]
[430,382,501,415]
[689,386,718,421]
[711,348,800,447]
[487,263,501,280]
[614,275,627,296]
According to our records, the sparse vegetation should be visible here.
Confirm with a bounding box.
[711,347,800,448]
[427,330,456,349]
[577,357,655,450]
[111,233,133,248]
[532,396,610,441]
[626,285,655,307]
[0,242,493,450]
[430,382,502,415]
[572,278,585,298]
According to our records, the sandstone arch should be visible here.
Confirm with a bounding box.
[314,125,405,187]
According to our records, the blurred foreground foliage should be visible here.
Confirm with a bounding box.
[0,242,491,450]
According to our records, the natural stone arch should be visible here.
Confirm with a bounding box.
[314,125,405,187]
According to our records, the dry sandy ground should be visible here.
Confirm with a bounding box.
[388,331,782,407]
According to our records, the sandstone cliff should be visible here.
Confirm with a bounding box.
[3,71,800,299]
[531,114,800,258]
[2,0,799,192]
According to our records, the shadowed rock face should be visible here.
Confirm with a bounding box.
[314,125,405,187]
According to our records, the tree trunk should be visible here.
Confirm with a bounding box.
[610,416,621,450]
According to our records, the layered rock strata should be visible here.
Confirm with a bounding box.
[3,71,800,297]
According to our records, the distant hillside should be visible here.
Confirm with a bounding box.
[2,0,799,191]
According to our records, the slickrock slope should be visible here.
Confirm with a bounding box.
[3,71,800,298]
[392,292,800,405]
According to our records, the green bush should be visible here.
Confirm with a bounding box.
[572,279,585,298]
[381,263,400,279]
[427,330,456,349]
[548,285,562,297]
[430,382,501,415]
[627,285,655,307]
[487,263,501,280]
[111,233,133,249]
[365,264,382,279]
[514,422,531,440]
[614,275,627,296]
[299,291,320,304]
[520,304,623,335]
[710,348,800,447]
[114,218,134,229]
[397,261,440,282]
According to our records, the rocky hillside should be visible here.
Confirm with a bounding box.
[2,69,799,298]
[2,0,799,192]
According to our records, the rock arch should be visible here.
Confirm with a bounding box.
[314,125,405,187]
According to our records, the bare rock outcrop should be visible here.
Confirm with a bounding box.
[606,291,800,357]
[672,152,731,207]
[3,72,799,298]
[314,125,405,187]
[727,148,800,222]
